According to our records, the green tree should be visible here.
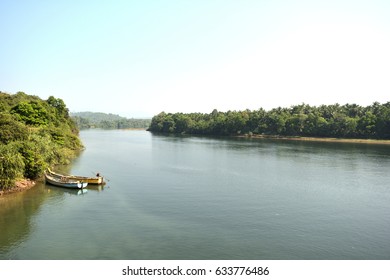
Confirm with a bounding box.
[147,102,390,140]
[264,108,288,135]
[16,134,55,178]
[162,114,176,133]
[0,113,29,144]
[11,101,49,126]
[47,96,68,118]
[174,114,193,134]
[149,112,167,132]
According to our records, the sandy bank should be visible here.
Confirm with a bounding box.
[238,134,390,145]
[0,179,36,196]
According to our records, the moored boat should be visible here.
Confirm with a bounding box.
[70,174,104,185]
[44,172,88,189]
[47,168,104,185]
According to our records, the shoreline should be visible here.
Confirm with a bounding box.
[120,127,148,131]
[0,179,37,196]
[238,134,390,145]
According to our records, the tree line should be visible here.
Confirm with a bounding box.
[71,112,151,129]
[0,91,83,190]
[148,102,390,139]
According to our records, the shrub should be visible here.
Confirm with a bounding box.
[0,144,25,189]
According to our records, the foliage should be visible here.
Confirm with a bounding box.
[47,96,68,118]
[0,113,29,144]
[0,143,25,188]
[71,111,151,129]
[10,101,49,126]
[0,91,83,190]
[148,102,390,139]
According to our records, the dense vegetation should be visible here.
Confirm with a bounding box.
[0,91,83,190]
[148,102,390,139]
[71,112,151,129]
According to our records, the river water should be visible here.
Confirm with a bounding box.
[1,129,390,260]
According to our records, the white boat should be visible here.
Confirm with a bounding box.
[44,172,88,189]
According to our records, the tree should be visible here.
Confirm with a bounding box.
[11,101,49,126]
[149,112,167,132]
[285,113,307,135]
[147,102,390,140]
[0,113,28,144]
[47,96,68,117]
[264,108,288,135]
[162,114,176,133]
[174,114,193,134]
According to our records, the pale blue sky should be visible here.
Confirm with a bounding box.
[1,0,390,117]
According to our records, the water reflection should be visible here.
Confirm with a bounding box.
[0,182,47,257]
[0,181,94,258]
[45,185,88,196]
[86,184,106,192]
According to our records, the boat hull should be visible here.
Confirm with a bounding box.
[44,172,88,189]
[70,176,104,185]
[47,168,104,185]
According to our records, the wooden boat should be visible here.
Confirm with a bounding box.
[70,174,104,185]
[47,168,104,185]
[44,172,88,189]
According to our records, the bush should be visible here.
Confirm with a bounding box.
[0,113,28,144]
[0,144,25,189]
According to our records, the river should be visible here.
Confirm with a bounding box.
[1,129,390,259]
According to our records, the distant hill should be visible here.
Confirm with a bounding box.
[71,111,151,129]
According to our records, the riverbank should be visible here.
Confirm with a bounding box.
[0,179,36,196]
[121,127,148,131]
[240,134,390,145]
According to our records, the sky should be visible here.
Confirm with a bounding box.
[1,0,390,118]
